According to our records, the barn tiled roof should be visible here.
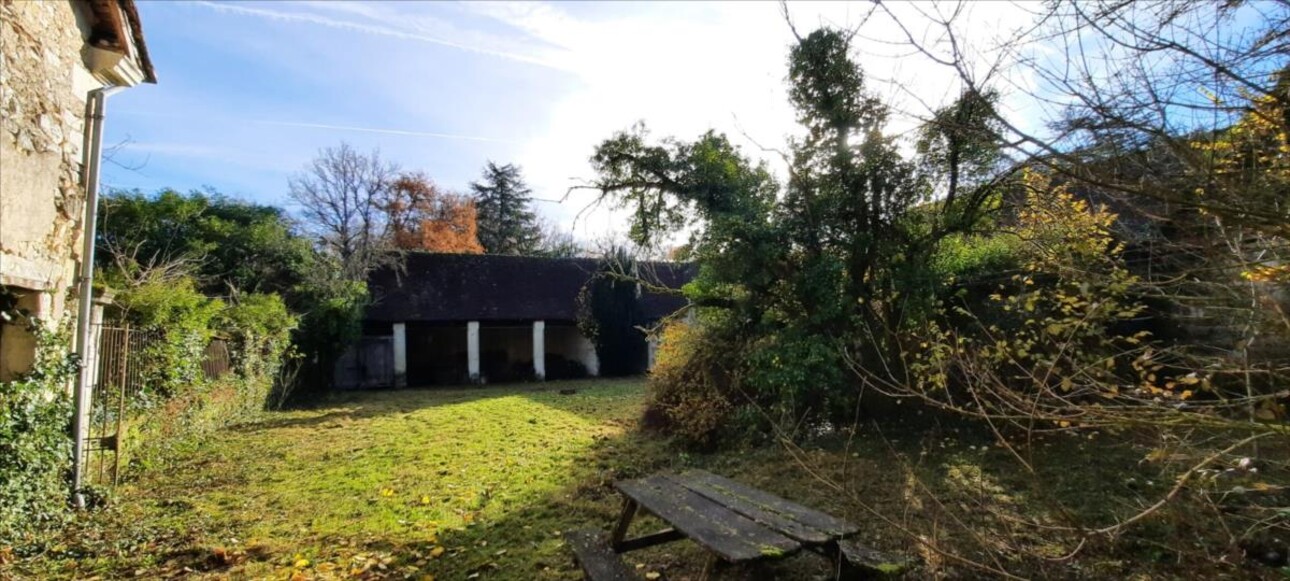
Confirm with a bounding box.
[365,253,694,323]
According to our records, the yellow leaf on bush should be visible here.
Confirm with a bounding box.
[430,546,445,558]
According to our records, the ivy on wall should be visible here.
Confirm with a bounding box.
[577,247,648,377]
[0,290,78,545]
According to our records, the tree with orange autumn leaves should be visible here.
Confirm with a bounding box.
[380,172,484,254]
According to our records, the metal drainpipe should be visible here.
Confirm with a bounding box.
[71,85,125,507]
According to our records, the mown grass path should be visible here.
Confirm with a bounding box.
[27,379,686,580]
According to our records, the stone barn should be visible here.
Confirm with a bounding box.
[336,253,693,388]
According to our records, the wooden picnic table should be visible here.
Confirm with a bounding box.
[567,469,899,580]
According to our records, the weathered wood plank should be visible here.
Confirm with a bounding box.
[676,470,859,538]
[837,539,915,578]
[616,475,800,563]
[565,529,639,581]
[665,473,834,544]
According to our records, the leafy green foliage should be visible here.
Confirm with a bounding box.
[586,28,1009,434]
[933,232,1022,280]
[903,172,1156,427]
[0,305,77,544]
[114,276,223,400]
[220,292,298,380]
[97,189,314,297]
[94,188,367,394]
[289,266,369,393]
[471,162,541,255]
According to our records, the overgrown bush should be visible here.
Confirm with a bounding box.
[743,327,849,428]
[220,292,297,380]
[889,173,1152,422]
[643,320,736,447]
[0,307,77,545]
[115,276,223,402]
[290,270,368,395]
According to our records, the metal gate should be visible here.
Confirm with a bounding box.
[84,324,232,486]
[334,336,394,389]
[84,324,156,486]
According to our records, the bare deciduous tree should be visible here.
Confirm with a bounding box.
[289,143,400,280]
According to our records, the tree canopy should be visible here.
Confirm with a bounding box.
[471,161,542,255]
[382,172,484,254]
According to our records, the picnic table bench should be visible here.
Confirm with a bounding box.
[566,469,909,580]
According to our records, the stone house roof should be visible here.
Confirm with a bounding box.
[366,253,695,324]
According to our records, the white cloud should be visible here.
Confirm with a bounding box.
[460,2,1043,242]
[185,1,1045,246]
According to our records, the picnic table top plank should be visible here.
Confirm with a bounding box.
[615,474,800,563]
[675,470,860,538]
[662,473,834,544]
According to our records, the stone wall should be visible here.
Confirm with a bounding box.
[1,0,96,379]
[0,0,93,299]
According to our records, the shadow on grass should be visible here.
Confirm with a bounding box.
[19,386,1282,581]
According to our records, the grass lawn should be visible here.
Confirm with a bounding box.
[9,378,1283,580]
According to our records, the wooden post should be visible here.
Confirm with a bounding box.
[699,554,723,581]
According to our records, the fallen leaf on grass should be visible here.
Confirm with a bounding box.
[645,572,662,580]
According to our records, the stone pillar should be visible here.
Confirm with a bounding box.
[532,320,546,381]
[467,321,480,382]
[392,323,407,388]
[84,290,113,392]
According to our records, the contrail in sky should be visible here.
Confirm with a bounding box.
[115,110,519,144]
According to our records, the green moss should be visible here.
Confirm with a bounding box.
[760,546,786,558]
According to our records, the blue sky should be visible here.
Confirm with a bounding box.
[103,1,1042,241]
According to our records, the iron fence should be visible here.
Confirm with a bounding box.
[84,324,232,486]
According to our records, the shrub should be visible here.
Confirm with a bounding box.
[115,276,223,400]
[934,232,1022,281]
[743,328,849,428]
[0,308,77,545]
[219,292,297,380]
[643,320,735,447]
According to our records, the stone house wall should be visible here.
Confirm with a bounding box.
[0,0,101,379]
